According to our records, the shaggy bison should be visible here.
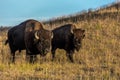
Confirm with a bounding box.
[51,24,85,62]
[5,19,53,63]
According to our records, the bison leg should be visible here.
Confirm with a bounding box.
[66,52,74,63]
[33,55,37,63]
[29,55,37,64]
[25,54,30,63]
[51,49,56,61]
[11,52,15,63]
[26,50,36,63]
[30,55,34,63]
[25,50,31,62]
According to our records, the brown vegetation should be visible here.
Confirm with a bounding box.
[0,2,120,80]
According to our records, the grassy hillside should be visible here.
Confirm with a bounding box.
[0,2,120,80]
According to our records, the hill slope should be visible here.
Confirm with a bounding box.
[42,2,120,79]
[44,2,120,27]
[0,2,120,80]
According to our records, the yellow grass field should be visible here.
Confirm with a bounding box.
[0,6,120,80]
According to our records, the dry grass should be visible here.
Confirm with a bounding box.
[0,8,120,80]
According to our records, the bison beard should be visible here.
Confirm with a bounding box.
[51,24,85,62]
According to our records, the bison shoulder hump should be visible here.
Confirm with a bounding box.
[25,19,43,32]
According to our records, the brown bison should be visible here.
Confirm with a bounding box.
[51,24,85,62]
[5,19,53,63]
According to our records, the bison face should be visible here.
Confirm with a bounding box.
[34,30,53,56]
[73,29,85,51]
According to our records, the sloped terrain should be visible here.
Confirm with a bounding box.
[0,2,120,80]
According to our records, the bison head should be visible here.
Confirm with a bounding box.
[72,29,85,51]
[34,29,53,56]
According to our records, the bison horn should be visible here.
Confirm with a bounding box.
[35,31,39,39]
[51,32,54,39]
[71,29,74,34]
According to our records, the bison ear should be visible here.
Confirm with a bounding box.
[34,31,39,39]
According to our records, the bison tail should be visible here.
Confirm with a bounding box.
[5,39,8,45]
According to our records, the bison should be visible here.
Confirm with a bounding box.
[5,19,53,63]
[51,24,85,62]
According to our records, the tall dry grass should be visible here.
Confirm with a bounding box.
[0,8,120,80]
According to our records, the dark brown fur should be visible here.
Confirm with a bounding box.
[25,29,53,63]
[5,19,52,63]
[51,24,85,62]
